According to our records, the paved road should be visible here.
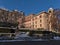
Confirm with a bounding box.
[0,40,60,45]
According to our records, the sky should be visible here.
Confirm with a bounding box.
[0,0,60,15]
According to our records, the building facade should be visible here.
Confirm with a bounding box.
[15,9,50,30]
[23,11,49,30]
[0,8,59,31]
[22,8,60,31]
[33,11,49,30]
[0,8,25,28]
[24,14,35,28]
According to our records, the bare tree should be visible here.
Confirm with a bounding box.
[49,9,60,32]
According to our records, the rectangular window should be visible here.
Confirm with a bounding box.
[30,23,31,25]
[40,24,42,27]
[40,15,42,18]
[32,25,34,28]
[40,20,42,23]
[35,21,37,24]
[35,25,37,28]
[32,18,34,21]
[32,22,34,25]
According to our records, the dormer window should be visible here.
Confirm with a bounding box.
[40,15,42,18]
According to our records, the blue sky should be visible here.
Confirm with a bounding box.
[0,0,60,15]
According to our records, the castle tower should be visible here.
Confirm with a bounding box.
[48,8,54,31]
[48,8,54,13]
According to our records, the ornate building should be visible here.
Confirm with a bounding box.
[0,8,60,32]
[22,8,60,32]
